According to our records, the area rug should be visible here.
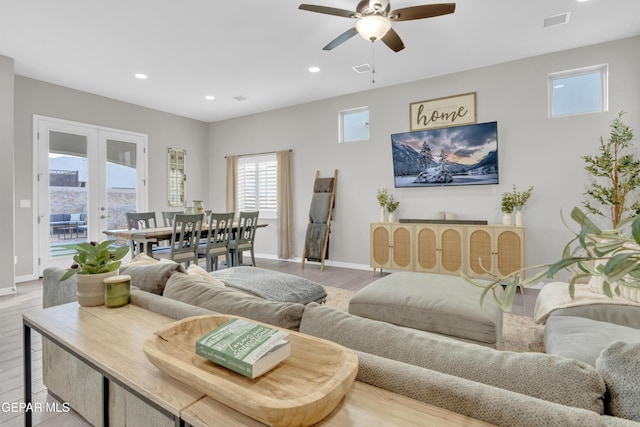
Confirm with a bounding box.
[323,286,545,353]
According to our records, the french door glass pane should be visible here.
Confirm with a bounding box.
[49,131,88,257]
[106,139,138,231]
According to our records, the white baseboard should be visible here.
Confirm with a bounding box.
[0,285,17,296]
[15,274,40,284]
[255,253,371,271]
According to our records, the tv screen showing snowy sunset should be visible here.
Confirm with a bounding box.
[390,121,499,188]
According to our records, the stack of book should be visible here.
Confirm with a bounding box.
[196,318,291,379]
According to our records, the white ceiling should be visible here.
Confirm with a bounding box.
[1,0,639,123]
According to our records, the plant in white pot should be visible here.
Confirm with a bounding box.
[60,240,129,307]
[501,185,533,226]
[500,191,515,225]
[386,196,400,222]
[377,188,389,222]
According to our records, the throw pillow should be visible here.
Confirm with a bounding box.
[596,341,640,421]
[70,213,82,223]
[587,259,640,303]
[186,264,225,288]
[120,260,185,295]
[163,272,305,330]
[130,253,159,265]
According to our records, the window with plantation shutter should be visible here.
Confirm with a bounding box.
[237,154,277,219]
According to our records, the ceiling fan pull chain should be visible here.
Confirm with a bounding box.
[371,40,376,84]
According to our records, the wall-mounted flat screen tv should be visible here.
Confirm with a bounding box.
[390,121,499,188]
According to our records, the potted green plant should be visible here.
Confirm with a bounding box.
[386,196,400,222]
[583,111,640,229]
[377,188,389,222]
[61,240,129,307]
[501,185,533,226]
[501,191,515,225]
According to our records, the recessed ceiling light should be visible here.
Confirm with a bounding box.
[134,73,148,80]
[309,66,320,73]
[205,95,215,100]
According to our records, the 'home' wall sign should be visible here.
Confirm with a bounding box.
[410,92,477,131]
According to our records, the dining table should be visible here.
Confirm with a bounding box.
[103,223,267,257]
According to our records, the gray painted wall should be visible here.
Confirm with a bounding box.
[7,35,640,282]
[208,36,640,272]
[14,77,209,279]
[0,55,15,293]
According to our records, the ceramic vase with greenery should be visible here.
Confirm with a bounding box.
[501,185,533,226]
[387,196,400,222]
[377,188,389,222]
[60,240,129,307]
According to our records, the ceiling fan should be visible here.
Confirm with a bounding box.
[299,0,456,52]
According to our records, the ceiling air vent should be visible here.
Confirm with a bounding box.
[544,12,571,28]
[232,95,248,101]
[352,64,373,74]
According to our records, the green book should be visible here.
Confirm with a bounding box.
[195,318,291,379]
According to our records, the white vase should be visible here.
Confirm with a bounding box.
[76,270,119,307]
[380,206,386,222]
[515,210,523,226]
[388,212,396,222]
[502,213,512,226]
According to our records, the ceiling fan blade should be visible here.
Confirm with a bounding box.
[381,28,405,52]
[389,3,456,21]
[323,27,359,50]
[298,4,358,19]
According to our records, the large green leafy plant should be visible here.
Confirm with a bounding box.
[583,111,640,229]
[60,240,129,281]
[463,207,640,311]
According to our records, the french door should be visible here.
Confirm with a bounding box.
[35,116,148,274]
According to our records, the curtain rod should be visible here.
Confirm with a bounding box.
[225,149,292,159]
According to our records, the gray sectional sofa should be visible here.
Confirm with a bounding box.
[42,263,640,426]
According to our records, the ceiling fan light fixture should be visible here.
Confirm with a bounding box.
[356,15,391,41]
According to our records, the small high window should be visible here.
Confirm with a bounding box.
[549,64,608,118]
[339,107,369,142]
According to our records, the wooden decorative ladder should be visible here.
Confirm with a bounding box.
[301,170,338,271]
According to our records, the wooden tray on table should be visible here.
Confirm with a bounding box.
[143,314,359,427]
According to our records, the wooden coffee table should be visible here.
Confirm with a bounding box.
[23,303,491,427]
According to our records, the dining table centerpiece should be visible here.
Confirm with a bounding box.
[60,240,129,307]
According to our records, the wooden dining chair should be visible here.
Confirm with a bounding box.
[197,212,234,271]
[151,213,203,267]
[228,211,259,267]
[125,212,158,255]
[161,211,181,227]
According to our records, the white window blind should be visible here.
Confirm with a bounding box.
[237,154,277,218]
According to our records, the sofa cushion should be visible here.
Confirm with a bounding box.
[120,259,184,295]
[348,272,503,347]
[535,282,640,328]
[130,288,215,320]
[300,303,605,413]
[596,341,640,421]
[162,272,305,330]
[211,266,326,304]
[355,351,608,427]
[186,264,225,288]
[545,316,640,366]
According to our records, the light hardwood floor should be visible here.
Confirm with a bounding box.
[0,258,538,426]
